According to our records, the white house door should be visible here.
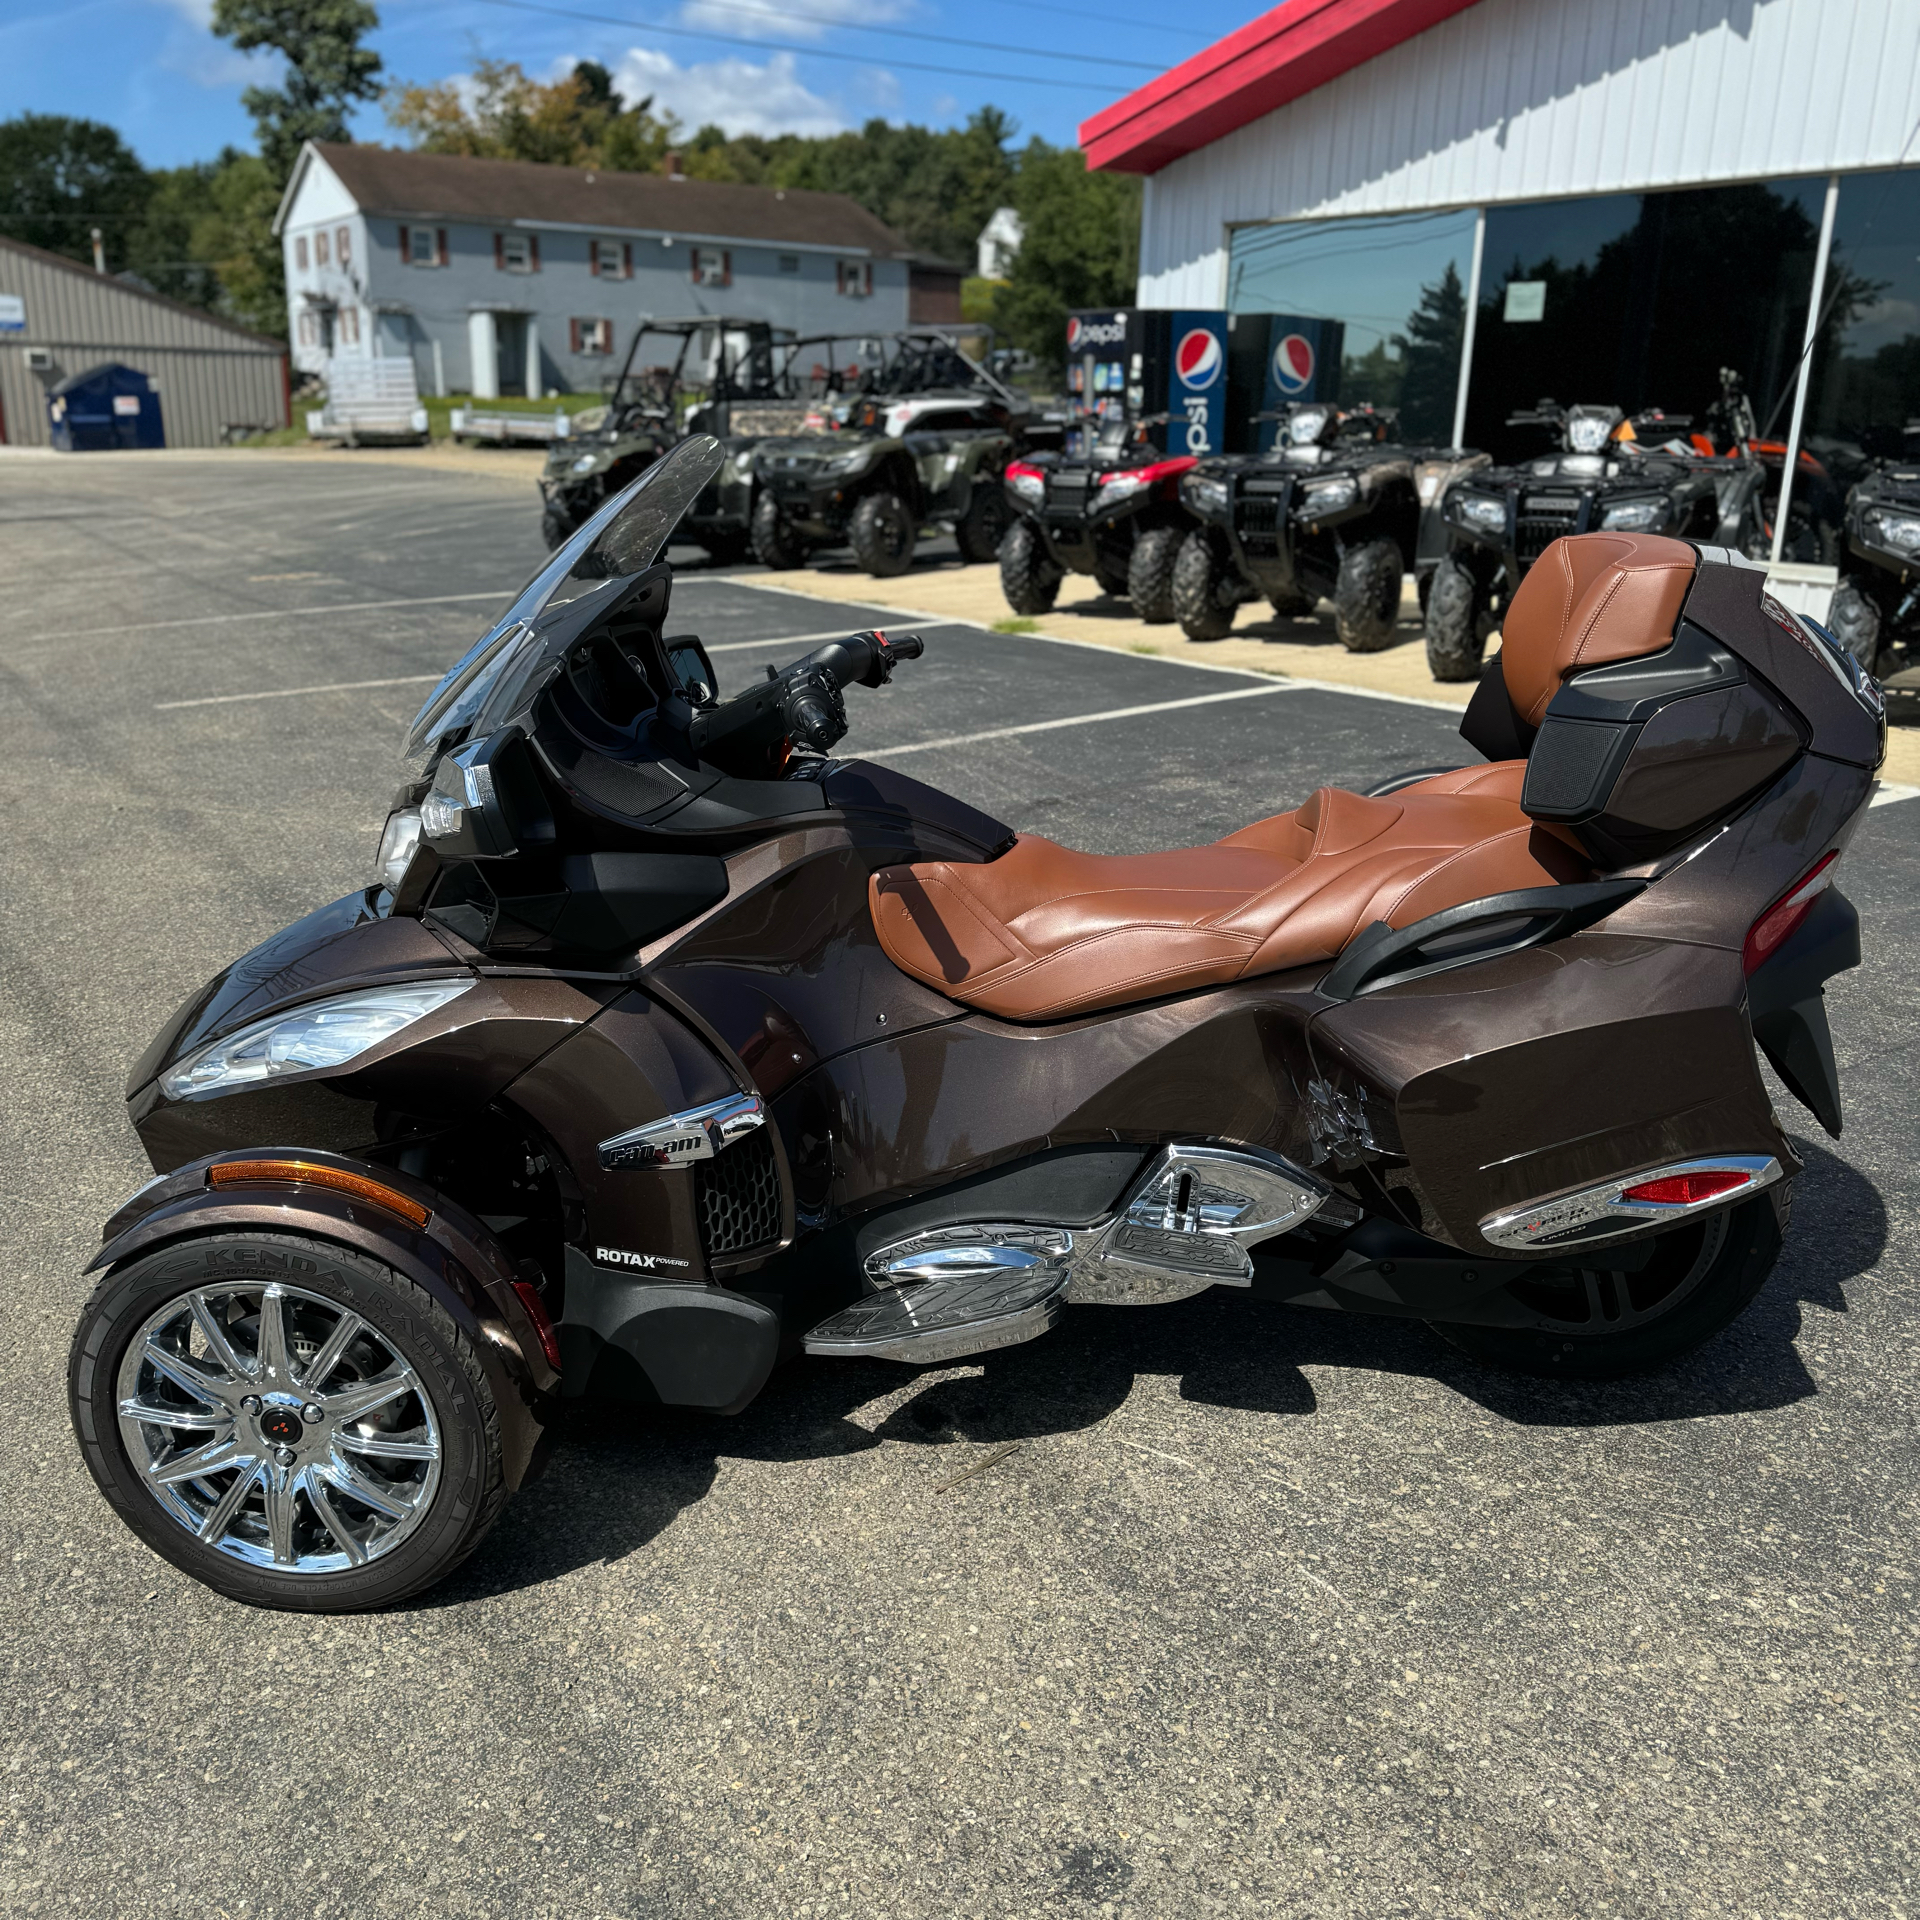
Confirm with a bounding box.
[468,311,499,399]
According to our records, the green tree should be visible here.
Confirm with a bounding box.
[0,114,150,268]
[1392,260,1465,441]
[386,59,671,171]
[212,0,384,183]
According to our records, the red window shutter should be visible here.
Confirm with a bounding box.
[690,252,700,285]
[494,233,505,270]
[835,260,844,294]
[529,234,540,271]
[622,242,632,278]
[570,318,582,353]
[589,243,599,277]
[437,228,448,266]
[722,250,732,288]
[398,225,409,263]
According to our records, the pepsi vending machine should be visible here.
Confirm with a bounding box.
[1065,309,1233,455]
[1226,314,1346,451]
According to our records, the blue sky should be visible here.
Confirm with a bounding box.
[0,0,1261,167]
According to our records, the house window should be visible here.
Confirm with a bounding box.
[403,225,444,267]
[690,247,731,288]
[295,235,309,271]
[570,317,614,356]
[591,238,628,278]
[837,259,872,298]
[498,232,536,273]
[314,229,330,267]
[778,253,800,274]
[297,311,317,346]
[336,226,352,267]
[338,306,360,346]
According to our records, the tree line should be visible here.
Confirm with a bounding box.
[0,0,1137,369]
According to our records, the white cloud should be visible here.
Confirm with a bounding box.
[675,0,915,43]
[147,0,276,89]
[613,47,850,138]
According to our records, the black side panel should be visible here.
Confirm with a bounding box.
[1459,654,1535,763]
[1747,886,1860,1139]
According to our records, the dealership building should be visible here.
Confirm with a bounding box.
[1083,0,1920,469]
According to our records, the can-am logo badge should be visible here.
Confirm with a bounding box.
[1273,333,1316,396]
[595,1247,692,1271]
[1175,327,1223,389]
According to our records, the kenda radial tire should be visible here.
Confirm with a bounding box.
[1127,525,1183,624]
[750,492,809,570]
[69,1232,507,1612]
[997,519,1062,614]
[1423,557,1487,681]
[1333,537,1405,652]
[849,492,916,577]
[1828,578,1884,670]
[1171,531,1237,641]
[954,486,1012,564]
[1432,1192,1786,1381]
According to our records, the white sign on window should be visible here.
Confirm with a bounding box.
[0,294,24,331]
[1503,280,1547,323]
[113,394,142,416]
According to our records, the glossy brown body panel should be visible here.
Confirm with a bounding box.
[1308,933,1794,1254]
[1603,683,1803,834]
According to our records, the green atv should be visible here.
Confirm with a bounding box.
[749,332,1050,577]
[538,319,788,558]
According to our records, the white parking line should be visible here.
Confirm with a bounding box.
[1871,781,1920,808]
[72,589,516,641]
[156,673,445,711]
[863,682,1294,757]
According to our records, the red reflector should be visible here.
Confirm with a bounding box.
[1620,1169,1750,1206]
[511,1279,563,1372]
[1005,461,1043,482]
[1743,851,1838,974]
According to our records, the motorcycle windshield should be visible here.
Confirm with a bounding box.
[405,434,725,757]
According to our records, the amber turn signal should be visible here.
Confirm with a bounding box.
[208,1158,430,1228]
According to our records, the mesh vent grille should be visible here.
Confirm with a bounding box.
[696,1130,782,1257]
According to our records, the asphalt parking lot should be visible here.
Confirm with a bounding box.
[3,451,1918,1919]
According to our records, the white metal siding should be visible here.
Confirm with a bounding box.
[1138,0,1920,304]
[0,242,283,447]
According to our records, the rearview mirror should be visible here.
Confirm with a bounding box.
[666,636,719,707]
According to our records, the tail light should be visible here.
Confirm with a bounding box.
[1480,1154,1781,1250]
[1743,852,1838,974]
[511,1279,563,1372]
[1618,1169,1750,1206]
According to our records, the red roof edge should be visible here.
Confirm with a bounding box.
[1080,0,1487,175]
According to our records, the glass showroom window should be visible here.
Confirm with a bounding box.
[1226,208,1478,443]
[1802,168,1920,468]
[1467,179,1825,458]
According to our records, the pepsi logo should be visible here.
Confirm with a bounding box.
[1067,314,1126,351]
[1273,333,1316,396]
[1175,327,1223,390]
[1066,316,1084,350]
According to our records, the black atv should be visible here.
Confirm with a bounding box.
[539,319,787,557]
[1424,400,1731,680]
[749,332,1046,577]
[998,412,1198,623]
[1171,404,1442,651]
[1827,423,1920,711]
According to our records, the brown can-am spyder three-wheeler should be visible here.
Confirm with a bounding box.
[70,435,1884,1611]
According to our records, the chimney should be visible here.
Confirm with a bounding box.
[91,227,106,274]
[664,150,684,180]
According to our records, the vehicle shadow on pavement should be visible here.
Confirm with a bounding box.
[426,1136,1883,1603]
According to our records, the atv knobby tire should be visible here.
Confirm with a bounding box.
[540,506,574,551]
[1171,531,1238,641]
[1127,526,1183,624]
[1423,556,1487,680]
[849,491,917,577]
[1333,538,1404,652]
[954,485,1012,564]
[1093,559,1132,599]
[1269,587,1315,618]
[998,520,1062,615]
[1828,578,1884,671]
[751,492,809,571]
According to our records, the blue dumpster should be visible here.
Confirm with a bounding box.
[47,363,165,451]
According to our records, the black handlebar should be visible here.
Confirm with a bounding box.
[688,628,924,771]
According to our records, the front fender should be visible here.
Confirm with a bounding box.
[89,1149,553,1489]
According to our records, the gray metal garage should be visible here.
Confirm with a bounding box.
[0,234,287,449]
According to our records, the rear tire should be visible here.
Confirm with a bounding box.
[1333,537,1404,652]
[750,492,808,570]
[1126,525,1183,624]
[1171,531,1238,640]
[1432,1192,1784,1381]
[1424,556,1487,680]
[540,506,573,551]
[69,1231,507,1611]
[954,485,1012,563]
[849,491,917,577]
[1827,577,1884,670]
[998,519,1062,614]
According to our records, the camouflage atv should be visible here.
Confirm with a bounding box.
[749,333,1046,577]
[538,319,787,558]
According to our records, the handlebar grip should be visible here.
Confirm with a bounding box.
[887,633,926,661]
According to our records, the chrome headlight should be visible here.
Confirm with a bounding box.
[1865,507,1920,557]
[1450,492,1507,534]
[160,981,474,1100]
[571,453,601,474]
[1600,497,1669,531]
[1182,475,1230,514]
[1566,413,1613,454]
[822,451,867,475]
[1095,471,1150,510]
[1288,407,1331,447]
[1006,469,1044,507]
[375,806,422,892]
[1299,475,1357,516]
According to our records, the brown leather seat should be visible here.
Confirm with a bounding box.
[871,534,1695,1021]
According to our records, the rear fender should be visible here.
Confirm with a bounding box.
[88,1149,553,1488]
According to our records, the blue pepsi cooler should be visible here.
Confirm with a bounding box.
[1064,309,1235,456]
